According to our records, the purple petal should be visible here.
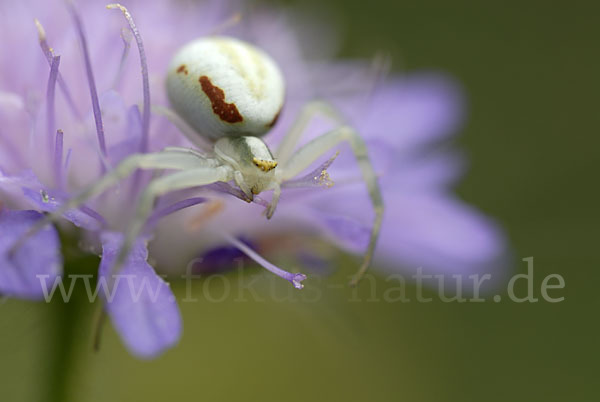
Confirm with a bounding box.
[0,169,41,200]
[22,187,103,231]
[99,232,181,359]
[193,237,254,275]
[146,197,207,228]
[353,74,465,152]
[0,210,62,299]
[320,145,464,194]
[304,186,506,277]
[107,104,143,165]
[313,211,371,252]
[377,193,507,276]
[380,151,465,191]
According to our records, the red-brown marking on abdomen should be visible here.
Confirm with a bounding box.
[199,76,243,124]
[176,64,188,75]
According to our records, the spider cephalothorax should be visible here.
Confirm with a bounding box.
[214,136,278,197]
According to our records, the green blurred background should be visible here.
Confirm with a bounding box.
[1,0,597,401]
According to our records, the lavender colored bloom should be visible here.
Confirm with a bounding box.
[0,209,62,299]
[0,0,506,358]
[98,232,181,358]
[309,75,507,277]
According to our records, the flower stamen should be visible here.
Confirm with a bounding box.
[107,4,150,152]
[67,2,108,158]
[46,55,59,154]
[111,27,132,90]
[53,129,64,189]
[34,19,81,119]
[223,233,307,289]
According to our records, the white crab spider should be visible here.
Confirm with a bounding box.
[19,36,383,286]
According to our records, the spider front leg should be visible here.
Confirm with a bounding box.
[265,184,281,219]
[110,165,233,277]
[281,125,384,286]
[275,100,343,166]
[265,101,343,218]
[9,149,215,255]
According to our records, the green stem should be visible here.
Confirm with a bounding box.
[42,241,100,402]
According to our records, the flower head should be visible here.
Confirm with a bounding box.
[0,0,506,358]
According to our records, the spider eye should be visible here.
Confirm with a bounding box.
[252,158,277,172]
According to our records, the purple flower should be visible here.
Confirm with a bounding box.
[98,232,181,358]
[0,0,506,358]
[0,209,62,299]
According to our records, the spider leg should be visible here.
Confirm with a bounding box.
[265,183,281,219]
[110,165,233,276]
[9,149,215,254]
[266,101,342,217]
[281,125,384,286]
[275,101,343,166]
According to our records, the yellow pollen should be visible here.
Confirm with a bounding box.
[252,158,278,172]
[319,170,334,188]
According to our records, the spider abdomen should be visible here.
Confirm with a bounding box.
[166,36,285,140]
